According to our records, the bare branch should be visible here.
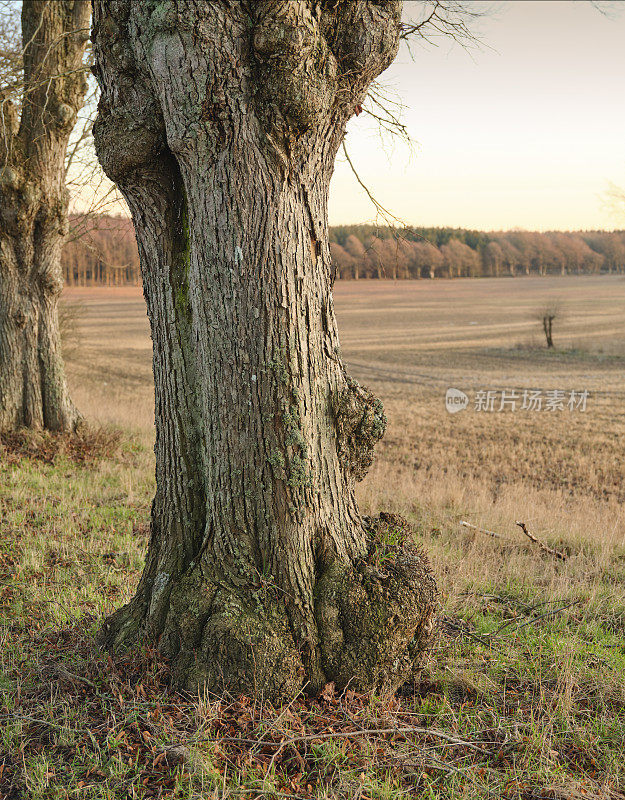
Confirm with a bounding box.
[590,1,625,19]
[365,81,413,147]
[515,522,567,562]
[341,1,488,245]
[400,1,486,50]
[341,142,404,228]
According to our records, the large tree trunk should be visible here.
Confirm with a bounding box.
[93,0,436,701]
[0,1,88,431]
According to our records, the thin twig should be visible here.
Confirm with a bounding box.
[41,663,96,688]
[341,142,404,228]
[216,725,489,754]
[11,714,73,732]
[258,724,489,794]
[441,617,501,651]
[487,599,583,639]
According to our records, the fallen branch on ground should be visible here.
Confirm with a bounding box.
[459,520,567,561]
[515,521,567,561]
[459,521,506,539]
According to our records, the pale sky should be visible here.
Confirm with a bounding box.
[328,1,625,231]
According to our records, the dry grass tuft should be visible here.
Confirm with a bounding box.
[0,425,123,466]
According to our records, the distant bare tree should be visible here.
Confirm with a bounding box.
[441,238,475,278]
[411,240,443,278]
[536,301,562,349]
[585,230,625,273]
[483,240,504,277]
[496,237,521,276]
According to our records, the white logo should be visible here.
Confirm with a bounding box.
[445,388,469,414]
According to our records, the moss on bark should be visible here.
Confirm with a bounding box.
[315,513,437,693]
[334,377,387,481]
[175,590,306,699]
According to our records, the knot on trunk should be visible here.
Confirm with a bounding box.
[315,513,437,692]
[252,1,338,138]
[0,179,42,235]
[320,1,402,92]
[13,308,27,329]
[0,166,21,191]
[92,6,167,184]
[0,94,19,144]
[54,101,77,132]
[38,271,64,297]
[333,376,386,480]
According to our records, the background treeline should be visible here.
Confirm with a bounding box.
[61,217,625,285]
[330,225,625,279]
[63,216,140,286]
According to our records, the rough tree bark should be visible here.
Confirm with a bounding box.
[0,1,89,431]
[93,0,436,700]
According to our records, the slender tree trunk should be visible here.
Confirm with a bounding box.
[93,0,435,700]
[0,1,88,431]
[543,316,554,348]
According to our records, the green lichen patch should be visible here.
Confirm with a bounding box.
[286,452,312,489]
[265,350,289,386]
[267,448,286,473]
